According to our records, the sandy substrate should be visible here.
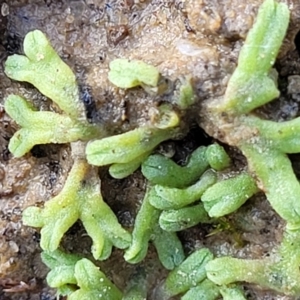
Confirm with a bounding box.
[1,0,300,299]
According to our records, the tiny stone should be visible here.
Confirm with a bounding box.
[8,240,19,253]
[1,3,9,17]
[287,75,300,94]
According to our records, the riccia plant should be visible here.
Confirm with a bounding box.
[200,0,300,296]
[3,0,299,298]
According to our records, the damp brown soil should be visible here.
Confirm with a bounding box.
[1,1,300,299]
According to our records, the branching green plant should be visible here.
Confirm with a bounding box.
[124,186,185,270]
[4,30,100,158]
[143,144,257,228]
[203,0,293,224]
[149,170,217,210]
[5,30,83,119]
[41,249,82,296]
[23,157,131,260]
[206,228,300,295]
[141,146,211,188]
[5,95,99,157]
[4,28,190,298]
[199,0,300,296]
[201,173,258,218]
[108,58,160,89]
[159,248,213,298]
[42,250,123,299]
[159,203,211,232]
[86,104,180,172]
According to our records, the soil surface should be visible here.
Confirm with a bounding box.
[1,0,300,299]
